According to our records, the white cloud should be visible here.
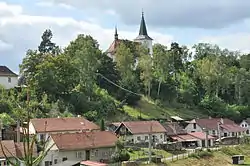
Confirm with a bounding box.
[199,33,250,53]
[0,2,22,16]
[36,1,74,10]
[0,2,173,72]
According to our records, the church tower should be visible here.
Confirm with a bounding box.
[134,11,153,55]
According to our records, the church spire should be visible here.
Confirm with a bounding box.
[114,25,118,40]
[139,10,148,36]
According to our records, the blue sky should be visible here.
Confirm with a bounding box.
[1,0,250,73]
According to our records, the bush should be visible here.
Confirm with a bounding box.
[111,150,130,162]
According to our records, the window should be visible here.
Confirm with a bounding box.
[49,161,52,165]
[160,135,163,139]
[76,152,82,158]
[224,133,227,137]
[44,161,50,166]
[137,136,141,141]
[62,157,67,161]
[232,132,235,136]
[95,150,99,157]
[54,159,58,164]
[212,130,216,135]
[40,134,44,142]
[145,136,148,140]
[193,123,196,129]
[8,77,11,83]
[247,130,249,134]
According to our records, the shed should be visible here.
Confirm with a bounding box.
[232,155,244,164]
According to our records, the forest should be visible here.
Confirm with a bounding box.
[1,29,250,126]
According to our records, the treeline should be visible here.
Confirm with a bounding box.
[1,29,250,126]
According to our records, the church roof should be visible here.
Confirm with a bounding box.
[135,12,153,41]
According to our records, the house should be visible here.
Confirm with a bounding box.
[107,122,121,132]
[0,66,18,89]
[162,122,187,137]
[29,117,100,142]
[240,118,250,135]
[185,117,246,139]
[115,121,167,144]
[0,140,37,166]
[42,131,118,166]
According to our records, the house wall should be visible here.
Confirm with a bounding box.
[0,76,18,89]
[0,158,19,166]
[134,39,153,55]
[41,147,115,166]
[185,123,203,133]
[123,133,166,144]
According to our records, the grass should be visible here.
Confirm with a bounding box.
[163,145,250,166]
[122,97,206,121]
[127,147,171,161]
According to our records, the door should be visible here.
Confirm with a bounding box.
[85,150,90,160]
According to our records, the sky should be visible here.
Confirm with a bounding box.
[1,0,250,73]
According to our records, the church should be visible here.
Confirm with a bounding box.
[106,12,153,60]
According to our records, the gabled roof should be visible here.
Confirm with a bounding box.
[51,131,118,151]
[163,122,187,136]
[30,117,100,133]
[117,121,166,134]
[220,124,246,132]
[193,118,235,130]
[0,66,18,77]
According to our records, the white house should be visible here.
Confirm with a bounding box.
[115,121,167,144]
[0,66,18,89]
[185,118,246,139]
[29,116,100,142]
[240,118,250,135]
[42,131,118,166]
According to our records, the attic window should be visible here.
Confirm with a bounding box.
[8,77,11,83]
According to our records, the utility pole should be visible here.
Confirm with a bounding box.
[148,121,152,164]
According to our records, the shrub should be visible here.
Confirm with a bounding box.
[111,150,130,162]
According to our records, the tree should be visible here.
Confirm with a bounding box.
[38,29,59,55]
[100,119,105,131]
[152,44,170,97]
[139,46,153,97]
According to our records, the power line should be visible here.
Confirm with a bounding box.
[96,73,143,97]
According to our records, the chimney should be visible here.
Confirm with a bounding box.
[220,118,224,124]
[17,120,20,143]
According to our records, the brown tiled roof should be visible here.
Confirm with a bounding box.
[30,117,100,133]
[220,124,246,132]
[119,121,166,134]
[0,140,16,158]
[188,132,215,140]
[171,134,197,142]
[195,118,235,130]
[106,39,121,55]
[0,66,18,76]
[15,142,37,158]
[51,131,118,151]
[163,122,187,136]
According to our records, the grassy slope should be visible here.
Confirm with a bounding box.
[114,97,207,122]
[166,145,250,166]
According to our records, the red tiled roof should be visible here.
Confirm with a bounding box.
[30,117,100,133]
[171,134,197,142]
[188,132,215,140]
[195,118,235,130]
[119,121,166,134]
[106,39,121,55]
[220,124,246,132]
[0,66,18,76]
[51,131,118,151]
[80,160,107,166]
